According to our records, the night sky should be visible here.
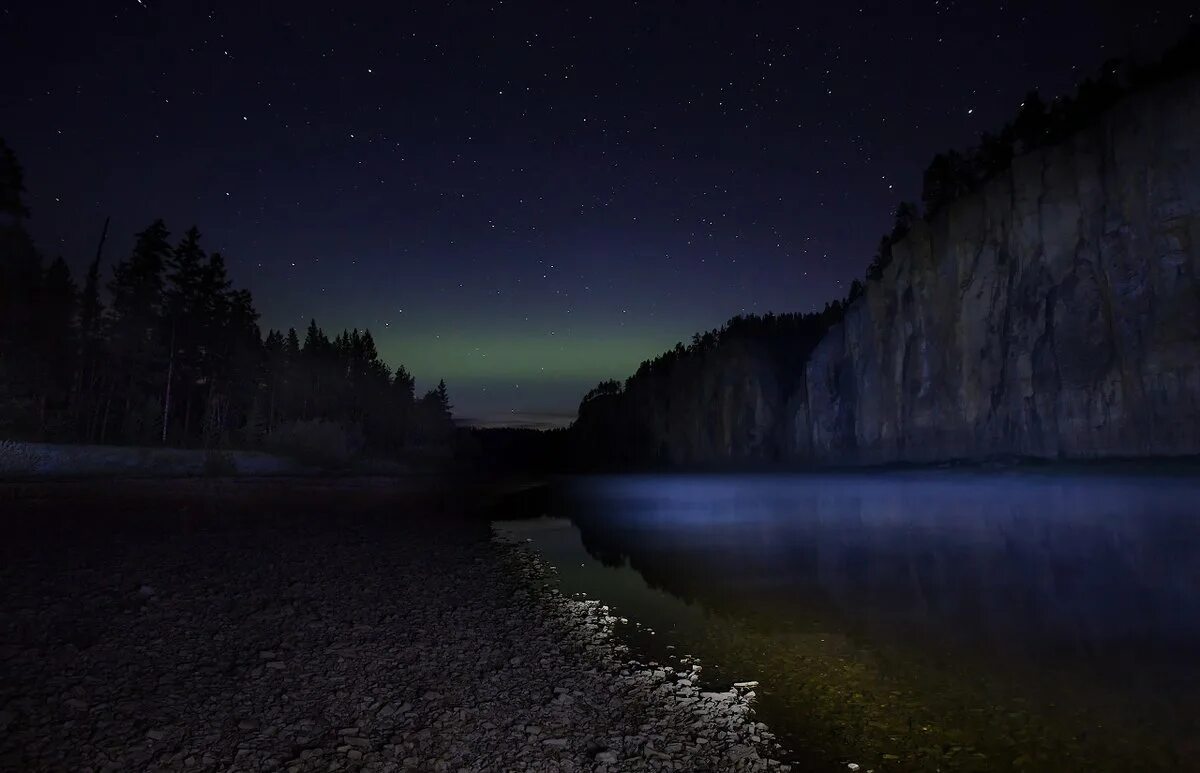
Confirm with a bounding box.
[3,1,1193,426]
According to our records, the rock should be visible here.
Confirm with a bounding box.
[0,484,795,773]
[700,690,737,702]
[569,73,1200,466]
[809,81,1200,463]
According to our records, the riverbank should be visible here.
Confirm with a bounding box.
[0,440,310,478]
[0,440,445,479]
[0,478,788,771]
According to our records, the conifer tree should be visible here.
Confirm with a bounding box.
[161,226,207,442]
[0,138,29,221]
[434,379,452,417]
[0,139,42,432]
[75,246,105,437]
[107,219,170,442]
[0,141,447,453]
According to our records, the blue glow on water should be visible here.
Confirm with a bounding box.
[502,471,1200,769]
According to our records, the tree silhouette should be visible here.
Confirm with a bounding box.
[38,257,78,425]
[105,220,170,442]
[433,379,452,418]
[0,139,449,454]
[0,138,29,220]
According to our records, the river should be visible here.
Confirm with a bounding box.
[494,471,1200,772]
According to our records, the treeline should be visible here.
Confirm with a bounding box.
[925,23,1199,220]
[572,305,849,466]
[865,23,1200,284]
[569,26,1200,468]
[0,140,453,458]
[619,304,849,397]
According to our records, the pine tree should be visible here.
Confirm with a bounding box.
[107,219,171,442]
[0,138,30,221]
[433,379,452,419]
[0,140,444,455]
[79,254,103,347]
[161,226,207,442]
[41,257,78,382]
[1011,91,1048,152]
[393,366,415,403]
[0,140,48,435]
[31,257,78,435]
[891,201,918,240]
[285,327,301,358]
[75,246,105,437]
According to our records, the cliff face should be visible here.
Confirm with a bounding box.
[804,75,1200,463]
[571,74,1200,467]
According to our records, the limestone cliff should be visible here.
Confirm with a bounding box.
[803,74,1200,463]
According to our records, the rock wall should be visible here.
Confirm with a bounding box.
[803,75,1200,463]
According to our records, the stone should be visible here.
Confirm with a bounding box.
[700,690,736,702]
[0,486,796,773]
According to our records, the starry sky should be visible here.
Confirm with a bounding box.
[3,1,1194,426]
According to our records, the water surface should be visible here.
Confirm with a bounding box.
[495,472,1200,771]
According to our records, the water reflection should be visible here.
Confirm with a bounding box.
[572,474,1200,659]
[503,473,1200,771]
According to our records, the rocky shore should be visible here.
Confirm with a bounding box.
[0,479,788,771]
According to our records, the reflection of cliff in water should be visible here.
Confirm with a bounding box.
[563,474,1200,668]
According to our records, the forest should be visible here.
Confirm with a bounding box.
[0,141,453,463]
[865,24,1200,284]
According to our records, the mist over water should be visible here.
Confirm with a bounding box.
[498,472,1200,770]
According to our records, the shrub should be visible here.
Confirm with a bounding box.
[266,419,358,469]
[0,440,46,476]
[203,449,238,477]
